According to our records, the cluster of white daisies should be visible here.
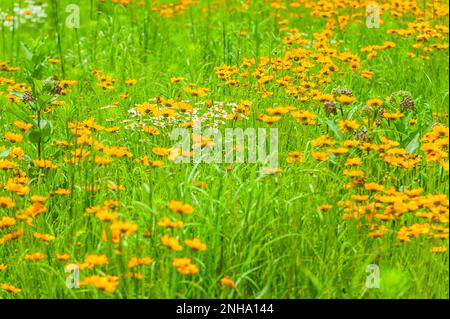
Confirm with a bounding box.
[125,99,249,130]
[0,0,47,30]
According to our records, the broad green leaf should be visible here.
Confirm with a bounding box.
[21,42,34,61]
[0,148,11,157]
[28,129,42,144]
[406,132,420,154]
[325,118,344,141]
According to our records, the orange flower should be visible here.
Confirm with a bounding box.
[33,232,55,241]
[14,121,33,131]
[0,217,16,229]
[128,257,153,269]
[33,160,59,169]
[110,220,138,237]
[24,253,47,261]
[79,275,119,293]
[4,132,23,143]
[0,197,15,208]
[168,200,194,214]
[0,283,21,294]
[160,235,183,251]
[184,238,207,251]
[312,151,329,161]
[172,257,199,275]
[220,275,237,288]
[338,120,359,133]
[55,253,70,261]
[157,217,184,229]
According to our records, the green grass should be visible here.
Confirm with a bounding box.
[0,0,448,299]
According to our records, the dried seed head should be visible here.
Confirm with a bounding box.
[353,128,370,142]
[324,101,337,115]
[361,105,374,116]
[341,89,353,97]
[401,97,415,111]
[21,92,34,103]
[53,82,62,95]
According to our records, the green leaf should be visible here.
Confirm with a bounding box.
[347,105,359,119]
[406,132,420,154]
[325,118,344,141]
[0,148,11,158]
[10,90,25,99]
[28,129,42,144]
[41,121,54,140]
[21,42,34,61]
[33,79,44,94]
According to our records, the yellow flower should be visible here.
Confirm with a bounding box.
[0,217,16,229]
[311,151,329,161]
[319,204,332,211]
[338,119,359,133]
[220,275,237,288]
[257,114,281,124]
[366,98,383,107]
[24,253,47,261]
[168,200,194,214]
[4,132,23,143]
[172,257,199,275]
[157,217,184,229]
[33,232,55,242]
[80,254,109,269]
[336,95,356,104]
[184,238,207,251]
[342,140,360,148]
[152,147,171,156]
[128,257,153,269]
[142,126,160,135]
[327,147,348,155]
[0,283,21,294]
[0,197,15,208]
[31,195,48,203]
[160,235,183,251]
[170,76,184,83]
[110,220,138,237]
[52,188,71,196]
[0,229,23,245]
[33,159,59,169]
[368,225,388,238]
[79,275,119,293]
[0,159,18,170]
[9,146,24,160]
[286,151,303,163]
[48,58,61,64]
[14,121,33,131]
[351,195,369,202]
[344,157,362,166]
[361,69,374,79]
[383,111,404,120]
[312,135,335,147]
[125,79,137,86]
[55,253,71,261]
[431,247,447,253]
[343,170,365,178]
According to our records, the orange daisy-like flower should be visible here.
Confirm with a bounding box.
[220,275,237,288]
[168,200,194,215]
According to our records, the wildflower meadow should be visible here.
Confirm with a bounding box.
[0,0,448,299]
